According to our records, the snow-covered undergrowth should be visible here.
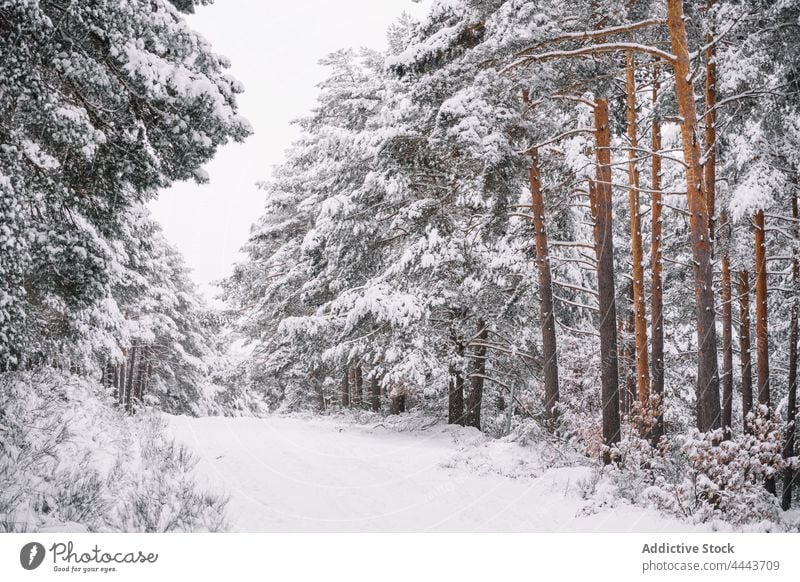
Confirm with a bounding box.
[590,428,800,532]
[0,369,228,532]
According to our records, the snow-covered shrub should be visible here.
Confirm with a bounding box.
[0,370,228,532]
[599,414,785,526]
[114,417,228,532]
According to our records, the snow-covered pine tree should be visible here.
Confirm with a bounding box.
[0,0,250,370]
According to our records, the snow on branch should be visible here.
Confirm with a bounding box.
[503,43,676,74]
[517,19,667,55]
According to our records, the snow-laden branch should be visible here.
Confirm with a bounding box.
[520,127,596,153]
[504,43,676,74]
[517,19,666,55]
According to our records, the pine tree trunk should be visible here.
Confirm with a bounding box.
[625,51,651,434]
[390,392,406,414]
[125,345,137,414]
[448,340,465,425]
[754,210,770,409]
[704,2,733,440]
[354,366,363,406]
[754,209,776,495]
[341,368,350,408]
[529,148,560,422]
[620,283,636,417]
[370,374,381,413]
[666,0,721,432]
[618,316,629,415]
[464,321,488,430]
[592,98,621,463]
[143,351,152,402]
[783,192,799,510]
[118,350,127,408]
[704,0,718,243]
[650,65,665,442]
[739,270,754,433]
[721,252,734,439]
[448,370,465,424]
[134,347,146,402]
[627,286,637,416]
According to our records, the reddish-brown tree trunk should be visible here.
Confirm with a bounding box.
[704,0,718,242]
[739,271,754,433]
[625,52,650,433]
[529,148,560,422]
[753,209,776,495]
[704,0,732,440]
[666,0,721,432]
[593,99,621,463]
[650,65,665,442]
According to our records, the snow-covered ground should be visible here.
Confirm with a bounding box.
[166,414,708,532]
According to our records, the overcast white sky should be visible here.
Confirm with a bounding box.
[149,0,431,301]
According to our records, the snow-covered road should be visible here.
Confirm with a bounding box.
[167,414,702,532]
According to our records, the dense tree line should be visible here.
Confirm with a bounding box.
[0,0,249,411]
[225,0,800,512]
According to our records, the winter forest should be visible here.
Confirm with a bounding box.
[2,0,800,533]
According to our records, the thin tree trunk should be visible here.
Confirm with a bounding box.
[650,64,665,442]
[592,98,621,463]
[754,209,776,495]
[666,0,721,432]
[704,0,718,242]
[721,251,733,439]
[118,350,127,408]
[464,321,488,430]
[125,346,136,414]
[739,271,754,433]
[341,368,350,408]
[754,210,770,409]
[354,366,363,406]
[111,360,119,401]
[625,51,650,434]
[783,191,799,510]
[370,374,381,413]
[135,347,148,402]
[627,288,637,416]
[448,373,465,424]
[143,352,152,402]
[448,339,465,424]
[704,0,733,441]
[621,282,636,417]
[529,148,560,422]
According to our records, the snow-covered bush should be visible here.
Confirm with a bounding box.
[599,416,785,527]
[0,370,227,532]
